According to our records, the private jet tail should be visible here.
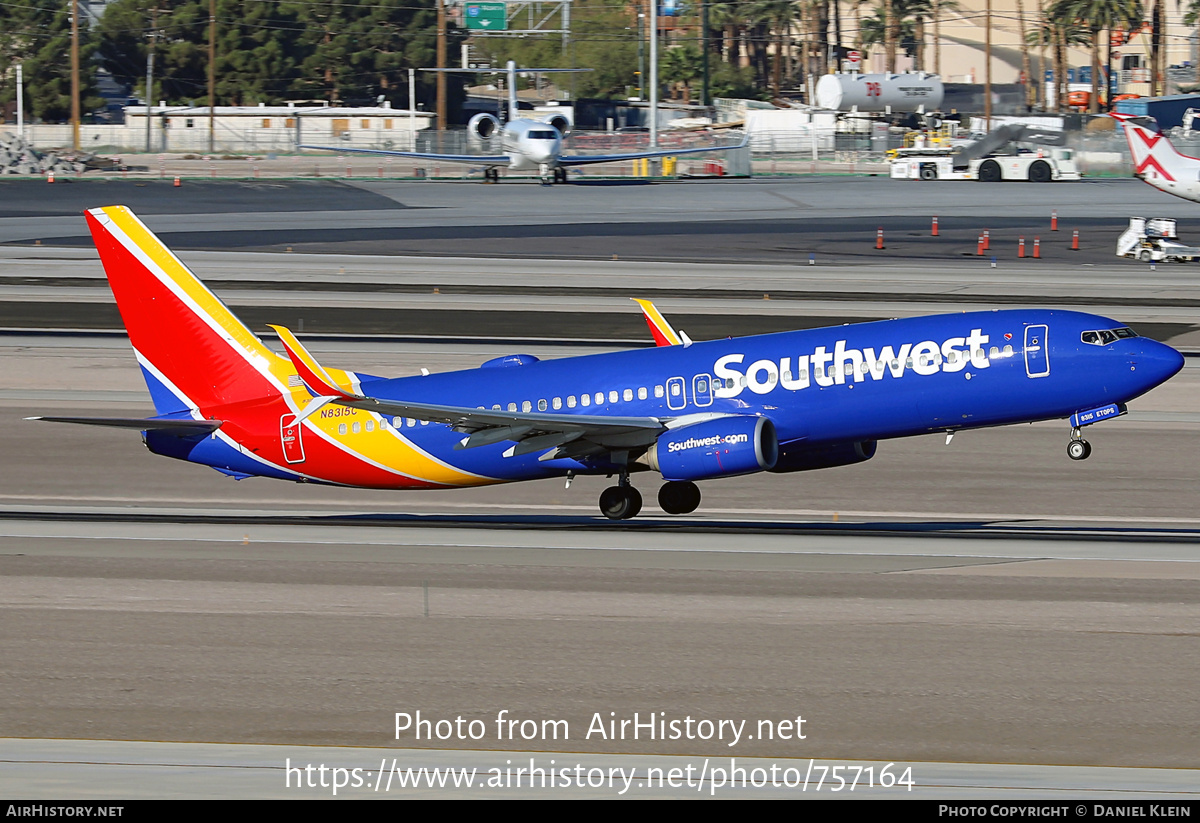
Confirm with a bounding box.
[83,206,358,417]
[1112,113,1200,193]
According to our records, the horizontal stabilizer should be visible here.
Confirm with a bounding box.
[26,416,222,436]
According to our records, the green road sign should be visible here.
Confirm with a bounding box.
[465,3,507,31]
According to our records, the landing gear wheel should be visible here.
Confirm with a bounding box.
[484,167,499,183]
[1067,439,1092,460]
[553,167,568,184]
[599,485,642,520]
[658,481,702,514]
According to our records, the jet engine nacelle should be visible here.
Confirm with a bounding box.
[769,440,877,473]
[645,416,778,482]
[468,113,501,140]
[543,113,571,136]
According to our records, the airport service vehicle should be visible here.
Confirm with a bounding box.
[890,124,1080,182]
[1113,112,1200,204]
[30,206,1184,519]
[890,147,1080,182]
[301,61,745,185]
[1116,217,1200,262]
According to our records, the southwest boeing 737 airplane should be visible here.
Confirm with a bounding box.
[31,206,1185,519]
[301,61,746,185]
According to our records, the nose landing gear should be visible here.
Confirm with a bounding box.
[1067,428,1092,460]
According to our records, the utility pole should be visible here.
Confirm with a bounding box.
[984,0,992,130]
[649,0,657,149]
[146,3,157,153]
[71,0,80,151]
[15,64,23,140]
[409,68,417,151]
[437,0,447,139]
[208,0,216,153]
[701,0,709,107]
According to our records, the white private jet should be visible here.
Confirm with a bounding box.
[1112,112,1200,203]
[301,61,746,185]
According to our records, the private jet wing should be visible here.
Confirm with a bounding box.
[298,144,511,166]
[559,134,749,167]
[270,324,667,461]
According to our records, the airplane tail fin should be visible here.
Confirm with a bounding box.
[85,206,288,416]
[1112,113,1197,184]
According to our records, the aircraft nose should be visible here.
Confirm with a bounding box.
[1130,339,1185,390]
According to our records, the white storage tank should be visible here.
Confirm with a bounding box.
[815,73,944,113]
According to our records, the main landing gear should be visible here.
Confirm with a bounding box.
[658,480,701,515]
[1067,427,1092,461]
[599,481,642,520]
[598,477,702,520]
[484,167,500,184]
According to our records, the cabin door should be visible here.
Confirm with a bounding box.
[1025,325,1050,378]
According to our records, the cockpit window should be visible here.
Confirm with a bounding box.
[528,130,558,140]
[1081,327,1138,345]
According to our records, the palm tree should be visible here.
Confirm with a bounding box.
[752,0,799,97]
[1028,14,1092,111]
[1050,0,1144,112]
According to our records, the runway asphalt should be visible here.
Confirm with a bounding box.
[2,175,1199,799]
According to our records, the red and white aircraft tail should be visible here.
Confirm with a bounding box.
[1112,113,1200,203]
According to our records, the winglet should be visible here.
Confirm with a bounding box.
[269,324,362,400]
[632,298,682,347]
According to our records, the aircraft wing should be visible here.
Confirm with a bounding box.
[559,134,748,167]
[270,324,665,461]
[299,145,511,166]
[343,396,666,459]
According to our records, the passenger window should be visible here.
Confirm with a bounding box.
[671,383,681,396]
[392,417,402,428]
[522,401,532,413]
[623,389,633,402]
[538,399,547,411]
[352,422,361,433]
[507,403,517,412]
[655,385,664,398]
[595,392,604,405]
[609,391,619,404]
[638,387,647,400]
[338,423,347,435]
[696,379,708,393]
[366,420,374,432]
[492,405,501,410]
[1003,345,1013,356]
[567,396,576,408]
[552,397,562,410]
[581,394,591,407]
[406,418,416,427]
